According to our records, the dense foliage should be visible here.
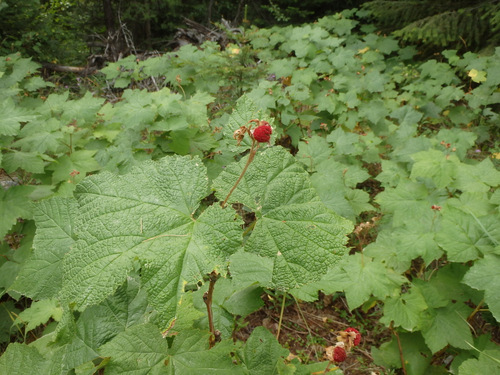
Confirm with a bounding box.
[0,0,365,65]
[1,8,499,374]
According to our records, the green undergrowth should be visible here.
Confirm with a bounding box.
[1,8,499,375]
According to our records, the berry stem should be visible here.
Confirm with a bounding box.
[221,139,257,208]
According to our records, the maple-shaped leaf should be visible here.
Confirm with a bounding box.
[13,118,64,154]
[59,91,105,125]
[213,147,353,291]
[100,325,244,374]
[2,151,45,174]
[11,197,76,299]
[421,302,473,353]
[314,252,406,309]
[58,155,242,328]
[371,332,433,375]
[99,323,170,374]
[458,350,500,374]
[47,150,101,185]
[380,284,428,332]
[375,181,441,228]
[0,343,49,374]
[0,185,35,238]
[0,98,37,136]
[436,208,499,262]
[13,298,62,333]
[410,149,458,189]
[462,254,500,321]
[240,326,289,374]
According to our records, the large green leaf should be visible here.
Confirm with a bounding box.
[14,298,62,333]
[29,275,152,374]
[371,332,433,375]
[0,343,49,374]
[99,323,170,374]
[164,330,244,374]
[0,185,35,238]
[375,181,437,228]
[213,147,353,290]
[436,208,499,262]
[58,156,242,329]
[410,150,458,189]
[459,350,500,374]
[11,197,76,299]
[141,204,243,325]
[0,97,37,136]
[380,284,428,332]
[2,151,45,174]
[462,254,500,321]
[421,303,473,353]
[240,326,289,374]
[101,325,244,374]
[313,253,406,309]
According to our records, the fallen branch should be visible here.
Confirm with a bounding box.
[41,63,98,75]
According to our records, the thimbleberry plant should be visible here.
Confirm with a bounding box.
[1,9,500,375]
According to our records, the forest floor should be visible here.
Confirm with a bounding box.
[235,292,390,374]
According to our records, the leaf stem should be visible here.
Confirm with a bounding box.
[467,298,484,323]
[221,139,257,208]
[276,292,287,340]
[204,271,220,348]
[391,324,407,375]
[317,362,339,374]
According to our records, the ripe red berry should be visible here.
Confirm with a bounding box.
[333,346,347,362]
[252,123,272,143]
[345,327,361,346]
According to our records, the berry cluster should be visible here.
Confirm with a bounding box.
[326,327,361,364]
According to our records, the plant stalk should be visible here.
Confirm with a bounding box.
[204,271,219,348]
[221,139,257,208]
[392,324,407,375]
[276,292,287,340]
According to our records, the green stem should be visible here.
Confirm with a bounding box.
[221,139,257,208]
[276,292,287,340]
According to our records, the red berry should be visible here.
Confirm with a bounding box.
[333,346,347,362]
[345,327,361,346]
[252,123,272,143]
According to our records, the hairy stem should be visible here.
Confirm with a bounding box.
[392,325,407,375]
[204,271,220,348]
[221,139,257,208]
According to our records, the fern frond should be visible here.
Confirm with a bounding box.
[363,0,500,52]
[395,2,499,50]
